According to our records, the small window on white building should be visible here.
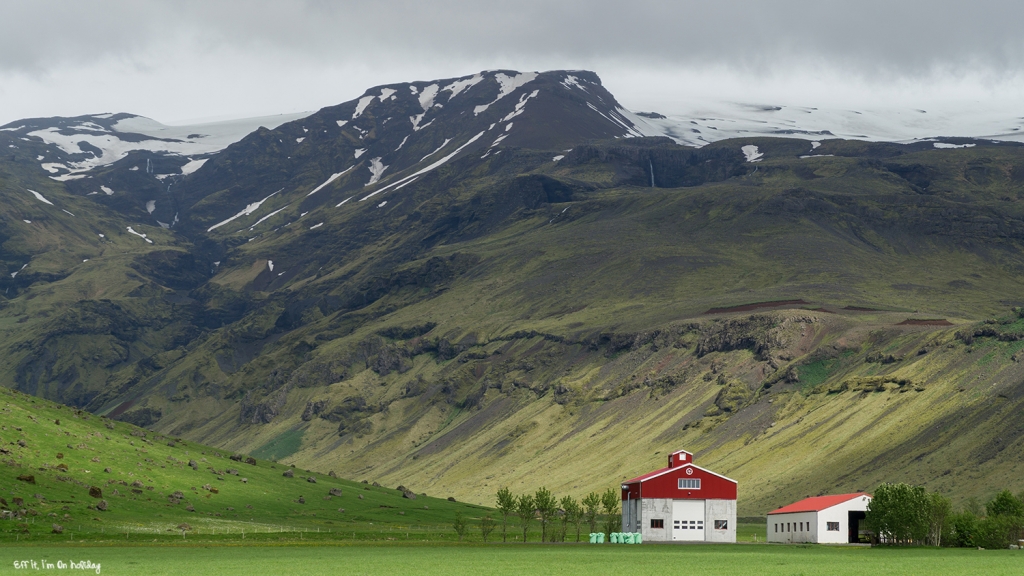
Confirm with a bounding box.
[678,478,701,489]
[774,523,778,533]
[651,519,664,529]
[827,522,840,531]
[714,520,728,530]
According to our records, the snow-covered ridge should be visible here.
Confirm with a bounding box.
[9,111,311,179]
[627,100,1024,146]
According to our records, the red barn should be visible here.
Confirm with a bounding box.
[621,449,737,542]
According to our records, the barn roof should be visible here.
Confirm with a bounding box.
[622,463,736,485]
[767,493,871,515]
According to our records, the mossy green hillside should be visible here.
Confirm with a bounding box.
[0,386,492,544]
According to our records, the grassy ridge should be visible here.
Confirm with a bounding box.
[0,386,491,544]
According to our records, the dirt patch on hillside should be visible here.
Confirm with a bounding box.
[107,399,136,419]
[703,300,809,315]
[897,319,953,326]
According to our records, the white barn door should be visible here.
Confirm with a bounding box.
[672,500,705,541]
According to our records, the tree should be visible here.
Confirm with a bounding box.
[866,483,929,545]
[534,487,557,542]
[480,515,496,543]
[452,511,467,541]
[516,493,535,542]
[496,487,516,542]
[582,492,601,534]
[566,496,584,542]
[560,495,578,542]
[983,490,1024,548]
[947,511,978,547]
[986,490,1024,518]
[927,492,952,547]
[601,488,621,537]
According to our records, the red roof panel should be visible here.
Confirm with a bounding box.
[768,493,871,515]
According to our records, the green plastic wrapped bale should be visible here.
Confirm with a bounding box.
[635,532,643,544]
[589,533,597,544]
[626,533,636,544]
[597,532,605,543]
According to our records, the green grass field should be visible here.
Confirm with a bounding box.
[2,543,1022,576]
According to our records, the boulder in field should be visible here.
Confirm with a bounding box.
[297,497,305,504]
[282,469,294,478]
[17,440,26,447]
[16,474,34,484]
[56,453,64,459]
[329,488,343,497]
[51,524,63,534]
[88,486,102,498]
[307,476,317,484]
[185,504,195,512]
[245,457,257,466]
[329,471,338,478]
[96,500,108,512]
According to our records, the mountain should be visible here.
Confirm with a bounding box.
[2,69,1024,516]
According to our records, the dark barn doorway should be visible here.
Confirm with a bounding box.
[848,510,866,543]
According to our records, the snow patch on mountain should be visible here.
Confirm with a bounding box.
[249,206,287,230]
[420,138,452,162]
[443,74,483,100]
[27,189,54,205]
[146,200,156,214]
[207,189,282,232]
[365,157,388,186]
[501,90,539,122]
[307,167,353,197]
[474,72,538,115]
[362,131,486,201]
[741,145,764,162]
[126,226,153,243]
[378,88,397,101]
[352,95,375,119]
[180,158,208,175]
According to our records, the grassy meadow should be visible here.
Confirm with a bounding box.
[2,543,1023,576]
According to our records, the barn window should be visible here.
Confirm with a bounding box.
[774,523,778,533]
[827,522,840,531]
[714,520,728,530]
[678,478,701,489]
[799,522,804,531]
[651,519,664,529]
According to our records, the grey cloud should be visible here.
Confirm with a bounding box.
[4,0,1024,77]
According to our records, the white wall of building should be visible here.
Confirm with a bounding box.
[768,511,817,543]
[634,497,674,542]
[705,498,737,543]
[817,495,871,544]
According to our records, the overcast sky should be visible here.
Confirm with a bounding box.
[3,0,1024,126]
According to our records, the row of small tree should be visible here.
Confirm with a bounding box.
[867,483,1024,548]
[467,487,623,542]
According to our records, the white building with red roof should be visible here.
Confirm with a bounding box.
[620,449,737,543]
[766,493,872,544]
